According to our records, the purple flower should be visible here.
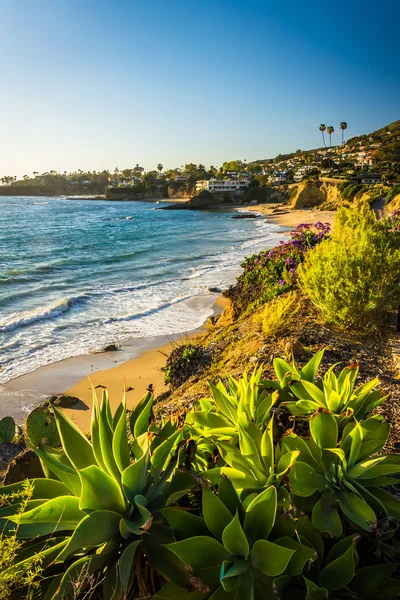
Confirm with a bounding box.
[278,279,286,286]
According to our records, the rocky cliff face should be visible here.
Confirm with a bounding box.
[386,193,400,214]
[289,180,391,211]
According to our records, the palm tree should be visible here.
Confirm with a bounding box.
[326,126,335,170]
[157,163,163,176]
[319,124,327,148]
[327,126,334,148]
[340,121,347,145]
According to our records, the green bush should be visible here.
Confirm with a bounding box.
[298,202,400,330]
[254,290,301,338]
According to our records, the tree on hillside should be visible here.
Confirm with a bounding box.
[340,122,348,145]
[133,164,144,177]
[319,124,327,148]
[157,163,163,175]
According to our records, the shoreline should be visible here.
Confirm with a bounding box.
[0,206,335,430]
[0,296,226,428]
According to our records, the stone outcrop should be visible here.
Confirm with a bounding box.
[289,180,326,209]
[188,190,217,208]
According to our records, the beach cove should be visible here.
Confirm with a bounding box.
[0,198,334,430]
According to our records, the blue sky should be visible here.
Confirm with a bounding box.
[0,0,399,177]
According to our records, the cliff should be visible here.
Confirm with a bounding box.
[289,179,394,211]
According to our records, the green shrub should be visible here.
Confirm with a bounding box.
[298,202,400,330]
[254,291,301,338]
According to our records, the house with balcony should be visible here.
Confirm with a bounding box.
[195,179,250,193]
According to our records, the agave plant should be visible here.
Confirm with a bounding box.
[186,366,279,440]
[160,479,317,599]
[0,390,195,599]
[275,533,400,600]
[263,349,387,425]
[203,416,298,502]
[283,412,400,536]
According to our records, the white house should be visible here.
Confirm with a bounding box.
[196,179,250,193]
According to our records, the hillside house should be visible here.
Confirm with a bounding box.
[196,179,250,193]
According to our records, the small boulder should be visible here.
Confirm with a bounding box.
[53,395,80,409]
[4,448,44,485]
[102,343,120,352]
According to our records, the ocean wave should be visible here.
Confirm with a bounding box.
[240,235,273,249]
[0,299,70,332]
[103,294,192,325]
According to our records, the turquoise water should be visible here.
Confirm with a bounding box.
[0,197,283,382]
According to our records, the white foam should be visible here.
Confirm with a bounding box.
[0,299,70,332]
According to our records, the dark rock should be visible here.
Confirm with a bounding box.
[0,442,25,478]
[53,395,80,408]
[4,448,44,485]
[231,212,258,219]
[42,394,80,408]
[188,190,216,209]
[102,343,120,352]
[159,202,190,210]
[209,287,221,293]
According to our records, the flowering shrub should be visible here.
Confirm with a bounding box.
[225,222,330,315]
[386,208,400,230]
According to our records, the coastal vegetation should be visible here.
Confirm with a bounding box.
[1,202,399,599]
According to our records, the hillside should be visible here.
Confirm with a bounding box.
[251,119,400,166]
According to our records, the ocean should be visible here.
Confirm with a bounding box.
[0,196,283,385]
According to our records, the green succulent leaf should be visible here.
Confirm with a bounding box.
[121,452,149,504]
[310,412,338,449]
[52,404,96,470]
[209,382,237,422]
[33,445,82,496]
[338,491,376,531]
[289,461,326,497]
[79,465,127,514]
[244,485,276,546]
[222,512,249,558]
[112,401,130,474]
[202,484,233,540]
[300,348,325,382]
[304,577,328,600]
[119,539,141,592]
[162,508,210,539]
[319,537,357,591]
[11,495,85,530]
[350,564,397,599]
[166,536,232,571]
[154,582,205,599]
[151,429,181,481]
[367,486,400,519]
[312,491,342,538]
[131,391,153,438]
[56,510,121,562]
[0,478,71,502]
[250,539,294,577]
[275,536,317,575]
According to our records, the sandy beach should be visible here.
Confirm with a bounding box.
[241,203,336,229]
